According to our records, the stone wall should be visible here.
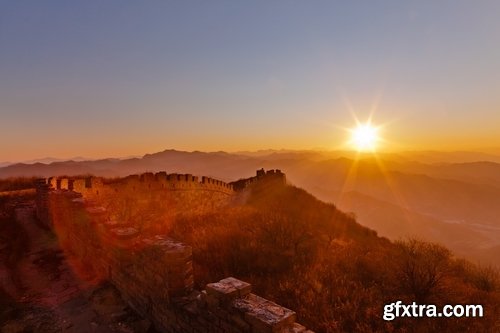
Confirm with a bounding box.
[37,171,313,333]
[38,172,235,229]
[52,172,233,198]
[230,169,286,191]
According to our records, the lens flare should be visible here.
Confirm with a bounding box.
[350,124,379,151]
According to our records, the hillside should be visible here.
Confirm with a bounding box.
[166,180,499,332]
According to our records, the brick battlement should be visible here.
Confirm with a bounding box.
[46,172,234,197]
[230,168,286,191]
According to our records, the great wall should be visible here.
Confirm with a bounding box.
[33,169,313,333]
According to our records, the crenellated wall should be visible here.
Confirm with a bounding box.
[230,168,286,191]
[34,172,235,230]
[50,172,233,198]
[41,180,313,333]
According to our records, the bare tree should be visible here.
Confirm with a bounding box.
[394,238,451,303]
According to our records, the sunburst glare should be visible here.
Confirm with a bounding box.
[349,123,380,151]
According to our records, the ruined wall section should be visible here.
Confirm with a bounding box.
[48,191,313,333]
[231,168,286,191]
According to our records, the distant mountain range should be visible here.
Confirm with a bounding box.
[1,148,499,266]
[0,156,92,167]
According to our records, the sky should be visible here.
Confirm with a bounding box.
[1,1,500,161]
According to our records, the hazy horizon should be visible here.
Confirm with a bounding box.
[3,146,500,166]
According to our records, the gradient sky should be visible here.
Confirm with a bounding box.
[1,1,500,161]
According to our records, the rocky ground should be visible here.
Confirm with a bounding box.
[0,204,155,333]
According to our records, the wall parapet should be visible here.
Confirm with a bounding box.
[230,168,286,191]
[44,172,234,198]
[41,168,287,197]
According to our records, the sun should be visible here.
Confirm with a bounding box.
[350,123,379,151]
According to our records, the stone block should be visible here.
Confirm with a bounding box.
[220,277,252,297]
[206,277,252,306]
[206,282,238,305]
[233,294,296,333]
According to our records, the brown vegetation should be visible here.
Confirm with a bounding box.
[166,181,499,332]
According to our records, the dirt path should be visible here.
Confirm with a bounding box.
[1,205,153,333]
